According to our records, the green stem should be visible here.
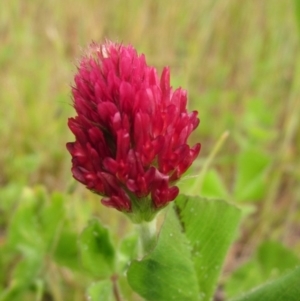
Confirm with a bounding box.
[137,218,157,258]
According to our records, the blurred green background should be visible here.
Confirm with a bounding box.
[0,0,300,300]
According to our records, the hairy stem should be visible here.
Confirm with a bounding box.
[137,218,157,258]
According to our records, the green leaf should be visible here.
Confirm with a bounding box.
[225,240,300,299]
[87,280,114,301]
[0,257,44,301]
[12,257,43,287]
[201,169,229,199]
[175,195,241,301]
[118,233,138,272]
[225,261,265,299]
[7,189,45,254]
[79,219,115,278]
[40,192,65,249]
[116,233,140,300]
[54,229,80,270]
[0,183,22,213]
[230,266,300,301]
[234,148,270,202]
[127,207,200,301]
[176,174,198,195]
[241,98,276,144]
[257,241,299,276]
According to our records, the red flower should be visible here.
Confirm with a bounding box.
[67,41,200,222]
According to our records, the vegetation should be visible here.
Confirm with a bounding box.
[0,0,299,300]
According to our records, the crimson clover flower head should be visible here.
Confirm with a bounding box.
[67,41,200,223]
